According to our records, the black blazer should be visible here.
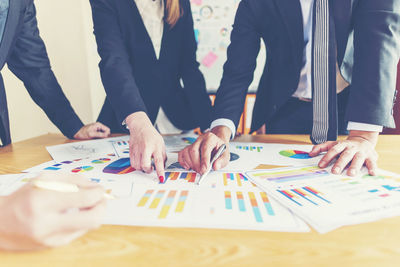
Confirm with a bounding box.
[90,0,212,133]
[0,0,84,146]
[213,0,400,132]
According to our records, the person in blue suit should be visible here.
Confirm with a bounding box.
[179,0,400,177]
[89,0,212,180]
[0,0,111,147]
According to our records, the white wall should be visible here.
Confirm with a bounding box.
[3,0,105,142]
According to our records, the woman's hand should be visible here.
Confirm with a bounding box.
[125,112,167,182]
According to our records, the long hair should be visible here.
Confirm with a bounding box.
[166,0,182,27]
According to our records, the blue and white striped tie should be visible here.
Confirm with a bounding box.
[311,0,337,144]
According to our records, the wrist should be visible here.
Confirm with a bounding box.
[211,126,231,143]
[125,112,153,134]
[348,130,379,146]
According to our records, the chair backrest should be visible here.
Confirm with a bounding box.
[383,63,400,134]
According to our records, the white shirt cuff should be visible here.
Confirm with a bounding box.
[210,119,236,140]
[347,121,383,132]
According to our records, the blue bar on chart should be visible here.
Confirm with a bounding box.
[224,191,232,210]
[248,192,263,223]
[260,192,275,216]
[236,192,246,212]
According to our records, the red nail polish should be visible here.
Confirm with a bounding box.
[159,176,164,183]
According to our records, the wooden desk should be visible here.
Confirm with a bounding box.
[1,134,400,266]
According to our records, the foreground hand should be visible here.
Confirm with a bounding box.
[74,122,111,139]
[309,130,379,176]
[125,112,166,181]
[0,173,106,251]
[179,126,231,175]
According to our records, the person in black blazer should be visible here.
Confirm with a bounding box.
[179,0,400,177]
[89,0,212,180]
[0,0,110,147]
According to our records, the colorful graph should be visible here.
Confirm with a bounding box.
[137,189,189,219]
[248,192,263,223]
[138,190,154,207]
[44,165,61,171]
[159,191,177,219]
[176,191,189,212]
[278,186,331,206]
[260,192,275,216]
[116,141,128,146]
[92,158,111,164]
[279,150,311,159]
[103,158,135,174]
[222,173,253,187]
[223,190,275,223]
[182,137,196,145]
[224,191,232,209]
[71,166,94,173]
[236,192,246,212]
[164,172,198,183]
[253,166,329,183]
[44,161,72,171]
[235,145,263,152]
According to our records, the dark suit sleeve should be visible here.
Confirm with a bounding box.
[6,1,83,139]
[213,0,261,127]
[89,0,147,125]
[346,0,400,128]
[179,1,212,130]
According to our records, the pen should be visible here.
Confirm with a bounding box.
[32,180,115,200]
[195,144,227,185]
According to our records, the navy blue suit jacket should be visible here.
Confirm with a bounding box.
[90,0,212,133]
[214,0,400,132]
[0,0,84,146]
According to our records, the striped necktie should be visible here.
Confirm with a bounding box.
[310,0,337,144]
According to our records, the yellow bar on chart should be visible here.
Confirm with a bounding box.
[223,173,228,186]
[236,173,242,187]
[149,190,165,209]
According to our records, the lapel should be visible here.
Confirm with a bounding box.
[272,0,304,70]
[0,0,22,68]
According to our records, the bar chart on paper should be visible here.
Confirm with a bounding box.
[246,167,400,233]
[235,145,263,152]
[104,180,309,232]
[163,172,198,184]
[137,189,189,219]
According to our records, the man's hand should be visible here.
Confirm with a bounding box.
[309,130,379,176]
[73,122,111,139]
[0,173,106,251]
[179,126,231,175]
[125,112,166,182]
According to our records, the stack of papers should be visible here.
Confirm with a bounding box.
[1,133,399,233]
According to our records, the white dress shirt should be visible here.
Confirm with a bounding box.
[134,0,182,134]
[211,0,383,138]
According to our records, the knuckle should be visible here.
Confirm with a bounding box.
[355,151,365,159]
[189,147,198,154]
[342,150,354,157]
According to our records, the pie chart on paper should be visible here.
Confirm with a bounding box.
[279,150,312,159]
[92,158,112,164]
[71,166,94,173]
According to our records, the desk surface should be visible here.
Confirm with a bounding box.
[1,134,400,267]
